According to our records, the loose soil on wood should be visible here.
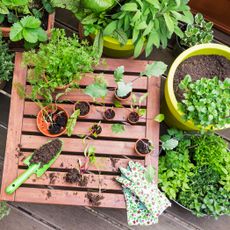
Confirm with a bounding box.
[128,112,140,123]
[174,55,230,100]
[75,102,90,116]
[86,192,104,206]
[104,109,115,119]
[49,173,57,184]
[65,168,88,186]
[29,139,62,166]
[136,139,152,154]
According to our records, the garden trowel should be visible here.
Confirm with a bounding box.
[6,139,63,194]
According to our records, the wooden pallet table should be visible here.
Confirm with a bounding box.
[0,52,161,208]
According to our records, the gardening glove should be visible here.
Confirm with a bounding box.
[117,161,170,224]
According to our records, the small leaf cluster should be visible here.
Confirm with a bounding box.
[178,75,230,129]
[104,0,193,57]
[0,32,14,82]
[23,29,100,101]
[181,13,213,48]
[0,201,10,220]
[159,129,230,218]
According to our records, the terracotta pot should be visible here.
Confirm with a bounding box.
[73,101,91,118]
[114,88,132,101]
[127,111,140,124]
[135,139,153,156]
[0,80,6,90]
[37,104,69,137]
[103,108,115,121]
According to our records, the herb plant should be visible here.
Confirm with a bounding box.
[114,61,167,98]
[159,129,230,218]
[23,29,100,101]
[180,13,213,47]
[178,75,230,129]
[0,32,14,82]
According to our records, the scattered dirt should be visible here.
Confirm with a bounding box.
[104,109,115,120]
[29,139,62,166]
[49,173,57,184]
[46,191,52,199]
[174,55,230,101]
[128,111,140,123]
[75,102,90,116]
[86,192,104,206]
[110,158,118,169]
[60,163,64,168]
[136,139,152,154]
[91,124,102,135]
[65,168,88,186]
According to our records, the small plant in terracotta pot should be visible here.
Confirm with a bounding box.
[103,108,115,121]
[89,122,102,138]
[113,62,167,101]
[135,139,154,156]
[37,104,69,137]
[74,101,91,118]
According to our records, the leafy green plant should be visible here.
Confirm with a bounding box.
[84,145,96,163]
[114,61,167,98]
[0,32,14,82]
[180,13,213,47]
[178,75,230,129]
[0,201,10,220]
[66,109,80,137]
[111,123,125,133]
[23,29,100,102]
[130,93,148,117]
[104,0,193,57]
[159,129,230,218]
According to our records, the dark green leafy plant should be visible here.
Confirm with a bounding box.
[0,32,14,82]
[178,75,230,129]
[181,13,213,47]
[23,29,100,102]
[104,0,193,57]
[159,129,230,218]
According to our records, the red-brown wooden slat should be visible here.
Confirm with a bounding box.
[145,71,161,173]
[80,73,147,90]
[19,153,144,172]
[95,58,148,73]
[24,101,147,122]
[15,188,126,208]
[18,170,121,190]
[20,135,143,156]
[0,53,27,201]
[25,86,147,106]
[22,118,146,139]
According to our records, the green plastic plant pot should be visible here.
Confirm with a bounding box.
[163,43,230,131]
[103,36,135,58]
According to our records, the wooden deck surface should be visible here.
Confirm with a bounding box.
[0,8,229,230]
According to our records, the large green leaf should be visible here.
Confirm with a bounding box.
[141,61,167,77]
[81,0,116,13]
[121,3,138,11]
[9,22,23,41]
[84,82,107,99]
[0,3,9,14]
[20,16,41,28]
[117,82,132,98]
[36,27,48,42]
[164,13,174,33]
[134,37,144,58]
[103,20,117,36]
[23,28,38,43]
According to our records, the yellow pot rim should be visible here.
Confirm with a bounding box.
[167,43,230,130]
[103,36,133,45]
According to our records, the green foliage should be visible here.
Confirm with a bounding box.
[0,32,14,82]
[159,129,230,218]
[130,93,148,117]
[104,0,193,57]
[0,201,10,220]
[81,0,116,13]
[181,13,213,47]
[10,16,47,44]
[84,145,96,163]
[178,75,230,129]
[111,123,125,133]
[23,29,100,101]
[154,114,165,123]
[141,62,167,77]
[66,109,80,137]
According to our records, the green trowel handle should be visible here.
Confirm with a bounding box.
[5,164,40,195]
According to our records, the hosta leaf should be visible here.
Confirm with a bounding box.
[141,61,167,77]
[111,124,125,133]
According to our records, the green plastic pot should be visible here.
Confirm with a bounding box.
[162,43,230,131]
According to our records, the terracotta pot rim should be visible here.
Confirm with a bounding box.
[73,101,91,118]
[134,138,153,156]
[103,108,116,121]
[127,111,140,124]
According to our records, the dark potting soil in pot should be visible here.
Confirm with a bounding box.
[104,109,115,119]
[65,168,88,186]
[136,139,152,154]
[86,192,104,206]
[128,112,140,123]
[29,139,62,166]
[91,125,102,135]
[174,55,230,101]
[75,102,90,116]
[48,111,68,135]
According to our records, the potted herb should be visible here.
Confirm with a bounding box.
[37,104,69,137]
[23,28,100,101]
[135,139,154,156]
[74,101,91,118]
[159,129,230,218]
[103,108,115,121]
[114,62,167,101]
[0,32,14,89]
[163,43,230,131]
[173,13,214,56]
[0,0,55,48]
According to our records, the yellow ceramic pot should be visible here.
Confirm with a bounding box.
[163,43,230,131]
